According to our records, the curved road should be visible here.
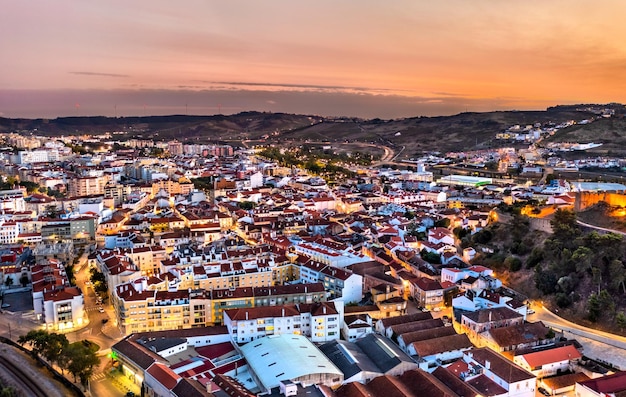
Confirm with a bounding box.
[528,304,626,369]
[576,219,626,236]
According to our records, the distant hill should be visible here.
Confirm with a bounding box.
[2,104,625,157]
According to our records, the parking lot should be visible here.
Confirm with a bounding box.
[1,290,34,312]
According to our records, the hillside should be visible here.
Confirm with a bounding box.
[2,104,626,157]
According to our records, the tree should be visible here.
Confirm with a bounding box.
[89,268,108,295]
[609,259,626,293]
[472,229,493,244]
[504,256,522,272]
[534,266,558,294]
[237,201,256,210]
[420,249,441,264]
[3,277,12,288]
[42,333,69,370]
[44,204,60,218]
[17,330,53,357]
[617,312,626,331]
[572,246,593,274]
[64,342,100,387]
[434,218,451,228]
[526,247,544,269]
[586,293,601,322]
[550,208,580,248]
[587,290,615,322]
[19,274,29,287]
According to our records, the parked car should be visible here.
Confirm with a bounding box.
[527,308,535,314]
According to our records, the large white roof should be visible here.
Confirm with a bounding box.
[240,334,342,391]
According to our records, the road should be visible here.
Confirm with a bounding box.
[2,249,131,397]
[576,219,626,236]
[528,302,626,369]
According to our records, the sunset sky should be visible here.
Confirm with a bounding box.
[2,1,626,119]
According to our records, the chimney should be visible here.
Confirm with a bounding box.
[282,308,285,317]
[485,360,490,370]
[489,311,492,323]
[323,305,327,315]
[245,311,248,320]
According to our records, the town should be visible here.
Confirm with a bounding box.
[0,125,625,397]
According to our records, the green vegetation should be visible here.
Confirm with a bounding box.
[237,201,256,210]
[17,330,100,387]
[89,268,108,295]
[420,249,442,264]
[257,146,363,181]
[531,208,626,324]
[0,383,16,397]
[190,176,214,191]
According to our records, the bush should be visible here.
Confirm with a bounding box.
[555,293,572,308]
[472,229,493,244]
[504,256,522,272]
[526,247,544,269]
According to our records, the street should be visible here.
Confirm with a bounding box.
[528,302,626,369]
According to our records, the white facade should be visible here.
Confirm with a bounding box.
[224,303,341,344]
[18,150,49,164]
[0,222,19,245]
[41,288,86,331]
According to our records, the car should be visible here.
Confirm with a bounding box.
[538,387,550,396]
[98,307,105,313]
[433,307,442,312]
[101,318,109,324]
[1,303,10,309]
[527,308,535,314]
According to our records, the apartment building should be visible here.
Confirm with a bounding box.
[223,301,341,343]
[42,287,86,331]
[113,281,326,335]
[68,175,107,197]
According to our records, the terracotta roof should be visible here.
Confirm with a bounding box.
[213,375,255,397]
[462,306,523,324]
[389,319,444,337]
[432,366,482,397]
[465,374,507,396]
[518,344,581,369]
[171,378,214,397]
[410,334,472,358]
[147,362,180,390]
[377,312,433,329]
[467,347,535,383]
[487,321,550,348]
[111,339,159,370]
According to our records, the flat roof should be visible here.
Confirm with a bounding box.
[571,182,626,192]
[438,175,493,186]
[239,334,342,392]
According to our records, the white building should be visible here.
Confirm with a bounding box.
[223,302,341,344]
[299,260,363,303]
[239,334,343,392]
[18,150,49,164]
[513,345,581,378]
[463,348,536,397]
[41,287,86,331]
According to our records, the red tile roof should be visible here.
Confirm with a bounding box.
[518,344,581,369]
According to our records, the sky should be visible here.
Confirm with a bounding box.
[2,0,626,119]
